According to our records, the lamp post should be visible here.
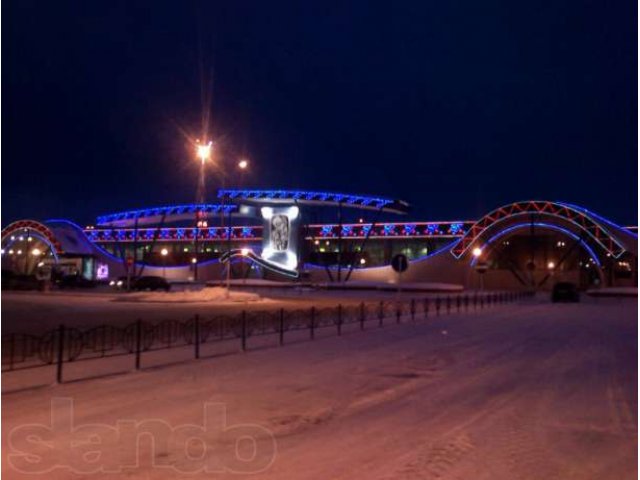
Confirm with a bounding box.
[194,140,212,282]
[195,140,212,204]
[472,247,484,291]
[223,160,250,298]
[160,248,169,279]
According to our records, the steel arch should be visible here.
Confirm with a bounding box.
[1,220,63,256]
[450,201,626,259]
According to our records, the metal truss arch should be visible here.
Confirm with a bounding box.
[1,220,64,257]
[450,200,626,259]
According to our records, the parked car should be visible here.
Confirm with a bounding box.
[109,276,170,292]
[551,282,580,303]
[2,270,40,290]
[109,276,128,289]
[57,273,97,289]
[132,276,171,292]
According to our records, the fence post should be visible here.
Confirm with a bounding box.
[410,299,416,322]
[436,297,441,316]
[456,296,461,313]
[241,310,247,351]
[446,296,451,314]
[424,298,429,320]
[360,302,365,330]
[194,314,200,359]
[56,324,65,383]
[135,319,142,371]
[337,304,343,336]
[310,307,316,340]
[396,302,401,324]
[378,301,384,327]
[279,308,285,346]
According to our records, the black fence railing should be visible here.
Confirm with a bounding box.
[2,291,533,385]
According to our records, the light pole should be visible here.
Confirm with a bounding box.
[472,247,484,291]
[195,140,212,204]
[194,140,212,282]
[222,160,251,298]
[160,248,169,279]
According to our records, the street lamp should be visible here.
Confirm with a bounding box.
[472,246,484,291]
[196,140,212,165]
[194,140,213,282]
[31,248,42,256]
[195,140,212,203]
[238,159,248,170]
[160,248,169,278]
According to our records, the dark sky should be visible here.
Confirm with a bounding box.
[4,1,637,226]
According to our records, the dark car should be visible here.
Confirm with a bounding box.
[2,270,40,290]
[551,282,580,303]
[132,276,171,292]
[57,274,97,289]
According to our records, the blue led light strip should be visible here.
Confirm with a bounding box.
[217,189,409,213]
[96,204,238,226]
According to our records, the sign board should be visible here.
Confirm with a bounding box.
[391,254,409,273]
[96,263,109,280]
[260,206,300,274]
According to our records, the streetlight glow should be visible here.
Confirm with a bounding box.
[31,248,42,256]
[547,261,555,270]
[472,247,483,258]
[160,248,169,256]
[238,159,248,170]
[196,140,212,164]
[240,248,251,256]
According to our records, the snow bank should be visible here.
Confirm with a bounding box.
[586,287,637,297]
[316,281,464,292]
[113,287,262,303]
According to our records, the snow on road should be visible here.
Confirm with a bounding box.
[2,298,637,479]
[113,287,262,304]
[2,289,475,333]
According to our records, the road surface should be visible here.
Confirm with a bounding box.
[2,297,636,479]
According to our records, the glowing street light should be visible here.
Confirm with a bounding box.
[238,159,248,170]
[472,247,483,258]
[31,248,42,256]
[160,248,169,278]
[196,140,212,165]
[547,261,555,270]
[240,248,251,256]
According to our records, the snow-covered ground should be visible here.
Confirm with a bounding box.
[2,297,636,479]
[2,289,485,333]
[113,287,262,304]
[586,287,638,297]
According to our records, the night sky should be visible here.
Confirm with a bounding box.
[4,1,637,226]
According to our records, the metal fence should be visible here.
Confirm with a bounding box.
[2,291,532,385]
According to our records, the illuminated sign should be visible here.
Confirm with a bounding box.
[260,206,299,273]
[96,263,109,280]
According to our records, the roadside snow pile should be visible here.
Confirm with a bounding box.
[586,287,637,297]
[114,287,262,303]
[317,281,464,292]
